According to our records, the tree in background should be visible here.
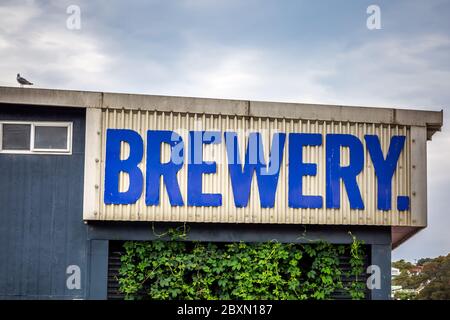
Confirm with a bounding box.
[417,258,433,266]
[416,254,450,300]
[392,253,450,300]
[392,260,420,290]
[392,259,414,271]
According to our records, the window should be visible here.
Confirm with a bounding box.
[2,124,31,150]
[33,124,70,151]
[0,121,72,154]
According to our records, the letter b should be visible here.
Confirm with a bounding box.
[104,129,144,204]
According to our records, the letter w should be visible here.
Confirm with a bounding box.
[224,132,286,208]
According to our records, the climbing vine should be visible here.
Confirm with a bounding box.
[117,227,366,300]
[347,232,366,299]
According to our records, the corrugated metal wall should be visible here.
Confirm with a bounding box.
[93,109,412,226]
[0,105,87,299]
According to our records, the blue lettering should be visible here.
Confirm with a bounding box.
[326,134,365,209]
[224,132,286,208]
[146,130,184,206]
[397,195,409,211]
[104,129,144,204]
[289,133,323,208]
[102,129,407,213]
[365,135,407,211]
[187,131,222,207]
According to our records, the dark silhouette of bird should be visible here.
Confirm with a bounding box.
[17,74,33,87]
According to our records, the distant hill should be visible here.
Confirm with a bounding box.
[392,253,450,300]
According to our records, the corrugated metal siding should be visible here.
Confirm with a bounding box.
[0,105,87,299]
[95,109,411,226]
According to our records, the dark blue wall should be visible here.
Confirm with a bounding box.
[0,105,87,299]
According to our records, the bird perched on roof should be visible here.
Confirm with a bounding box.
[17,74,33,87]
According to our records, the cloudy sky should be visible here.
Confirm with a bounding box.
[1,0,449,262]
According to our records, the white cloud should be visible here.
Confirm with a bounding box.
[0,4,40,34]
[29,30,113,73]
[0,1,114,88]
[325,35,450,109]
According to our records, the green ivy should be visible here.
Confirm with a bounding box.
[118,228,366,300]
[347,232,366,299]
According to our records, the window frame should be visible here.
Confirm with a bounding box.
[0,121,73,155]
